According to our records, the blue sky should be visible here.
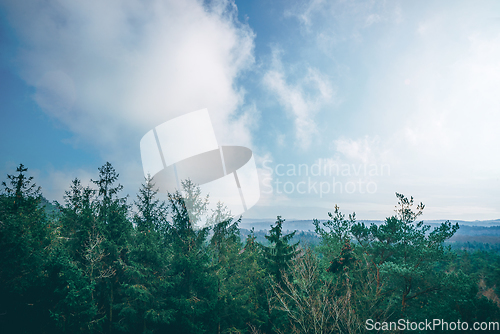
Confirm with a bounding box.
[1,0,499,221]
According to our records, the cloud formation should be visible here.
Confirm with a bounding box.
[4,0,255,154]
[263,49,334,149]
[276,0,500,219]
[285,0,402,39]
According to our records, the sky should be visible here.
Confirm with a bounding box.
[1,0,499,222]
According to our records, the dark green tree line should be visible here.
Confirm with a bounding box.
[1,163,499,334]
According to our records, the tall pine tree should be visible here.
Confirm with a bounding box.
[260,216,300,286]
[165,180,217,333]
[0,164,51,333]
[116,176,174,333]
[91,162,132,333]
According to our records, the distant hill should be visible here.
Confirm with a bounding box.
[240,218,500,232]
[239,218,500,253]
[40,196,60,217]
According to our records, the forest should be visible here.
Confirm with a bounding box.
[1,163,499,333]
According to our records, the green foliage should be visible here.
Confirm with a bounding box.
[59,179,98,261]
[260,216,300,287]
[45,244,97,333]
[313,204,356,266]
[351,193,459,318]
[164,182,217,333]
[116,176,173,333]
[1,165,500,334]
[237,229,270,331]
[312,193,491,329]
[92,162,131,248]
[0,164,52,333]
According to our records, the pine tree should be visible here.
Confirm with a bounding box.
[257,217,300,333]
[0,164,51,333]
[116,176,174,333]
[57,177,121,332]
[232,228,269,332]
[165,181,217,333]
[208,204,244,333]
[92,162,131,248]
[314,193,462,324]
[260,216,300,286]
[350,193,459,317]
[44,239,98,334]
[59,178,98,262]
[91,162,132,333]
[209,202,239,267]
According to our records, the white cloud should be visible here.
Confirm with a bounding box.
[263,50,334,149]
[31,167,95,205]
[365,13,382,27]
[267,1,500,220]
[285,0,402,40]
[284,0,325,29]
[333,136,388,164]
[4,0,256,154]
[1,0,259,206]
[391,21,500,175]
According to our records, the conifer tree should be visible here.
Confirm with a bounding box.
[91,162,132,333]
[207,204,244,333]
[260,216,300,286]
[44,238,98,334]
[350,193,459,318]
[209,202,239,267]
[232,228,269,332]
[314,193,463,324]
[116,176,173,333]
[0,164,51,332]
[59,178,98,262]
[57,177,119,332]
[92,162,131,248]
[165,180,217,333]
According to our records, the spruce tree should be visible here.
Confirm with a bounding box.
[230,228,269,332]
[208,204,243,333]
[0,164,51,333]
[91,162,132,333]
[92,162,131,248]
[258,217,300,333]
[116,176,173,333]
[57,177,121,332]
[59,178,98,263]
[260,216,300,286]
[165,180,216,333]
